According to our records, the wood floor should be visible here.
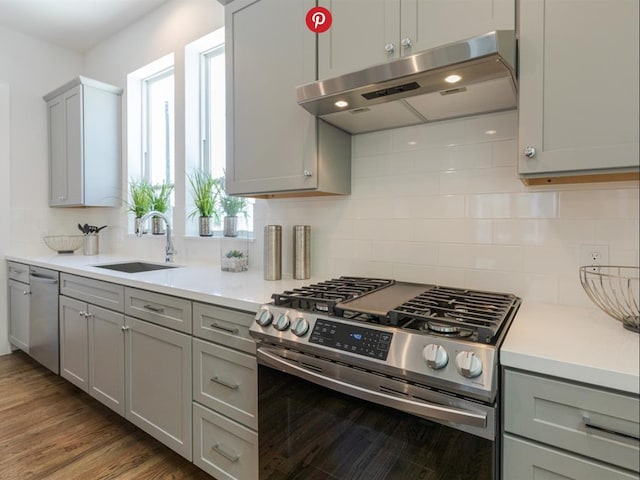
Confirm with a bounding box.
[0,351,213,480]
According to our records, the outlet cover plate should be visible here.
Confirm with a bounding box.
[580,244,610,272]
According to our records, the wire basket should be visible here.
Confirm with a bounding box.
[579,266,639,333]
[43,235,83,254]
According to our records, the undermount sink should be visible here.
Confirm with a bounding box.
[94,262,179,274]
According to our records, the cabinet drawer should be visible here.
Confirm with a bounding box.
[504,369,640,472]
[193,338,257,430]
[60,273,124,311]
[193,402,258,480]
[193,302,255,354]
[503,434,637,480]
[7,262,30,283]
[124,287,192,334]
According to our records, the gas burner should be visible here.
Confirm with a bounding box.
[272,277,394,315]
[428,320,464,334]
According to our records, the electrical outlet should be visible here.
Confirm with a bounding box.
[580,244,610,272]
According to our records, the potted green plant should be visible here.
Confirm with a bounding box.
[221,249,248,272]
[127,178,153,234]
[218,177,248,237]
[150,181,174,235]
[188,169,220,237]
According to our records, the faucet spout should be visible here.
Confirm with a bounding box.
[137,211,176,263]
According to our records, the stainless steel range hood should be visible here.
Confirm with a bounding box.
[296,31,517,134]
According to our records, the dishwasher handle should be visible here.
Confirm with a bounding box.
[29,273,59,284]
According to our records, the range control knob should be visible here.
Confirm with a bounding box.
[422,344,448,370]
[292,317,309,337]
[455,351,483,378]
[273,313,291,331]
[255,309,273,327]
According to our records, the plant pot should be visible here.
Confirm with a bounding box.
[134,217,148,235]
[223,216,238,237]
[151,216,165,235]
[199,216,214,237]
[220,237,249,272]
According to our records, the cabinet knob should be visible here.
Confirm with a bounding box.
[23,290,30,296]
[401,37,412,48]
[303,170,313,177]
[384,43,395,54]
[523,146,537,158]
[58,195,65,201]
[121,325,130,332]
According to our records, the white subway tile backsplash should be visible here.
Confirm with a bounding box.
[466,192,558,219]
[466,111,518,143]
[559,188,640,219]
[352,130,392,158]
[439,167,524,195]
[392,263,465,286]
[413,219,493,244]
[594,219,640,249]
[439,244,523,271]
[492,140,517,167]
[493,219,595,246]
[392,120,467,152]
[413,143,493,173]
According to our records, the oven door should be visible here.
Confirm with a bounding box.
[257,346,497,480]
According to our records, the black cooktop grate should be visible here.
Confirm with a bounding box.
[389,286,519,343]
[271,277,394,315]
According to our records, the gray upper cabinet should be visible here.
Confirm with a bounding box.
[318,0,514,80]
[518,0,639,184]
[43,76,122,207]
[224,0,351,197]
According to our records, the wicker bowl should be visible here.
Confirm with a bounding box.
[43,235,84,254]
[579,266,639,333]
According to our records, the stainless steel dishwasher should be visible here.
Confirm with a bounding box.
[28,266,59,374]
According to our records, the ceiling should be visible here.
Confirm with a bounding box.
[0,0,172,52]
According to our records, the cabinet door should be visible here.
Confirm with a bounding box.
[225,0,318,195]
[401,0,514,56]
[503,434,638,480]
[518,0,639,177]
[125,316,192,460]
[88,305,125,415]
[8,279,30,352]
[59,296,89,392]
[48,86,83,206]
[318,0,400,79]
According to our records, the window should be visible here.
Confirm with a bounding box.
[186,28,254,236]
[127,54,175,232]
[143,68,174,185]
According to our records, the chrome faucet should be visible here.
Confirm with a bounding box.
[136,211,176,263]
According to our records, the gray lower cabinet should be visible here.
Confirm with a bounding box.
[503,369,640,479]
[192,301,258,480]
[59,295,125,415]
[125,316,192,461]
[503,435,638,480]
[7,262,30,352]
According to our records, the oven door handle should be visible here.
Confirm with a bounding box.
[257,347,487,429]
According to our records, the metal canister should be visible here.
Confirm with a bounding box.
[264,225,282,280]
[293,225,311,279]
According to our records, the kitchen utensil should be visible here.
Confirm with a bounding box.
[43,235,83,254]
[579,266,639,333]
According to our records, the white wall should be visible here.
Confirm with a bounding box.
[0,83,10,354]
[257,111,640,308]
[0,27,85,354]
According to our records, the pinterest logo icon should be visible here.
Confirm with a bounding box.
[306,6,332,33]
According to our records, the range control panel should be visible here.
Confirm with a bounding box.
[309,319,392,360]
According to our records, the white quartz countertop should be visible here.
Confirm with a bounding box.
[7,253,640,395]
[502,301,640,395]
[6,253,317,313]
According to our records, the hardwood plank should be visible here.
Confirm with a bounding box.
[0,351,212,480]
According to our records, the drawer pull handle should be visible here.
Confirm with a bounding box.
[210,322,239,335]
[211,443,240,462]
[211,376,240,390]
[143,304,165,314]
[583,414,640,441]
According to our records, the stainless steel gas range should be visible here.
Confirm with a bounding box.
[250,277,521,479]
